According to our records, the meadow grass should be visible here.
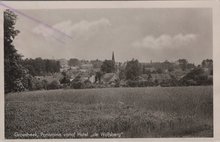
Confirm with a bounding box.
[5,86,213,138]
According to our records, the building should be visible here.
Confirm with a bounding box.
[112,51,115,63]
[150,73,171,83]
[102,73,119,84]
[144,67,156,73]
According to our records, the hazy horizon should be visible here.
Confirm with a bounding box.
[13,8,212,65]
[22,56,211,65]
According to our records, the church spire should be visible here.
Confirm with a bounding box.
[112,51,115,63]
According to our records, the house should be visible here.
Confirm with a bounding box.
[150,73,171,83]
[93,68,101,72]
[59,58,68,68]
[70,66,79,71]
[79,69,87,73]
[80,73,90,82]
[81,64,93,69]
[170,69,188,80]
[144,67,156,73]
[89,75,96,83]
[102,73,119,84]
[60,66,70,72]
[139,74,150,81]
[35,75,59,84]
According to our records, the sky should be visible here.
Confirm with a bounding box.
[13,8,212,64]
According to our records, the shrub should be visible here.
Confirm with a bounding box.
[13,80,25,92]
[84,80,95,89]
[71,81,85,89]
[48,80,61,90]
[42,79,48,90]
[34,80,44,90]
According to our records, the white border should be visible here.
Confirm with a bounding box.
[0,1,219,142]
[0,1,217,9]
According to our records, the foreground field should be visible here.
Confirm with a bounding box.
[5,86,213,138]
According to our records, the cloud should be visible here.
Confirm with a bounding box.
[132,34,197,49]
[32,18,111,41]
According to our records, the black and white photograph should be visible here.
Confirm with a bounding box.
[2,1,215,139]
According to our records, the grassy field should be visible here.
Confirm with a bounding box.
[5,86,213,138]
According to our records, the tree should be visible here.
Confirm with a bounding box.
[4,10,26,93]
[91,59,103,68]
[71,75,85,89]
[168,67,174,72]
[21,74,34,91]
[178,59,188,71]
[42,79,48,90]
[101,60,115,73]
[119,69,126,80]
[22,58,61,76]
[68,58,80,66]
[95,71,102,83]
[186,63,195,70]
[48,80,60,90]
[156,68,163,74]
[181,67,212,86]
[60,71,71,85]
[202,59,213,68]
[125,59,140,80]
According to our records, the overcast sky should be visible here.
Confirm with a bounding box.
[13,8,212,64]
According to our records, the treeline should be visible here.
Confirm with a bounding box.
[125,69,213,88]
[22,58,60,76]
[121,59,213,87]
[21,75,61,91]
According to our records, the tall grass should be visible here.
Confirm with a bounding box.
[5,86,213,138]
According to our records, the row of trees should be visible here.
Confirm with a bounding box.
[18,75,61,91]
[22,58,60,76]
[99,58,212,87]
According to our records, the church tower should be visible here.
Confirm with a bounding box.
[112,51,115,63]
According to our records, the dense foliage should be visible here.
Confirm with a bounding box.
[22,58,60,76]
[125,59,141,80]
[68,58,80,66]
[4,10,26,93]
[101,60,115,73]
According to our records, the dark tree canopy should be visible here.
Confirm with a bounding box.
[22,58,61,76]
[4,10,26,93]
[68,58,80,66]
[202,59,213,68]
[178,59,188,71]
[60,71,71,84]
[91,59,103,68]
[125,59,140,80]
[101,60,115,73]
[95,71,102,83]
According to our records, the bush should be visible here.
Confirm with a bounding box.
[42,79,48,90]
[84,80,95,89]
[13,80,25,92]
[180,68,213,86]
[34,80,44,90]
[71,81,85,89]
[47,80,61,90]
